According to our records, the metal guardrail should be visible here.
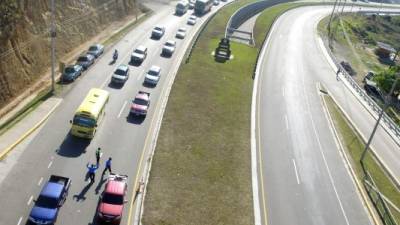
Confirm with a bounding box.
[333,53,400,141]
[320,18,400,142]
[364,170,398,225]
[225,0,293,38]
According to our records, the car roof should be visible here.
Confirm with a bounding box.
[149,65,161,72]
[135,93,150,101]
[116,64,129,71]
[136,45,147,51]
[105,180,125,196]
[166,40,176,45]
[178,27,187,31]
[40,182,64,199]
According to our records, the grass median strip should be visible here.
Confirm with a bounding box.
[323,94,400,224]
[142,2,319,225]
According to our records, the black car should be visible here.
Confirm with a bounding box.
[62,65,83,82]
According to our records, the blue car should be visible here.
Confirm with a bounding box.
[29,175,71,225]
[62,65,83,82]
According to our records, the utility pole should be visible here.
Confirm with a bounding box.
[50,0,56,94]
[328,0,340,45]
[360,75,399,168]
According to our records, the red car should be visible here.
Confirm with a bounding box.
[130,91,150,116]
[97,174,128,224]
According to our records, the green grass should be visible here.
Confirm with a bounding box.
[0,88,52,136]
[142,1,321,225]
[324,95,400,224]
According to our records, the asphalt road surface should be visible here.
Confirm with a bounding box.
[0,2,230,225]
[254,6,396,225]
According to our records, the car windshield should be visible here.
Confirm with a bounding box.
[166,42,175,47]
[89,46,98,51]
[73,115,96,128]
[190,16,196,19]
[178,28,186,32]
[148,70,159,76]
[133,98,148,105]
[36,195,58,208]
[154,27,162,31]
[102,193,123,205]
[134,49,144,54]
[77,57,88,62]
[114,69,127,76]
[65,67,75,73]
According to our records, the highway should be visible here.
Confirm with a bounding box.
[254,6,394,225]
[0,1,231,225]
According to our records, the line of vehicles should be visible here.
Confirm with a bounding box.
[26,1,230,223]
[175,0,225,16]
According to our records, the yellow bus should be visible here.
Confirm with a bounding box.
[70,88,109,139]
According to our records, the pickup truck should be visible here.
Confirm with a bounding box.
[130,91,150,117]
[29,175,71,225]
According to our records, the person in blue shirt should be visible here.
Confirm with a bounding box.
[87,163,98,183]
[103,157,112,175]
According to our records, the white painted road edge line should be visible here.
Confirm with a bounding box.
[47,161,53,169]
[132,2,238,224]
[316,35,400,186]
[252,9,281,225]
[319,84,377,225]
[292,159,300,184]
[17,216,22,225]
[117,101,127,118]
[27,195,33,205]
[38,177,43,186]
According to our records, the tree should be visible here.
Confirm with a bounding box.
[373,66,400,96]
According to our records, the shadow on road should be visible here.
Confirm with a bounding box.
[56,134,90,157]
[73,181,93,202]
[95,174,107,195]
[126,115,145,125]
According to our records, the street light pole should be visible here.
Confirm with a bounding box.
[328,0,340,45]
[50,0,56,94]
[360,75,399,167]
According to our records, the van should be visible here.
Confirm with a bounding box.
[176,1,189,15]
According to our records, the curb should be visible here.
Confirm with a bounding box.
[319,86,382,225]
[0,99,62,160]
[316,36,400,187]
[129,2,238,224]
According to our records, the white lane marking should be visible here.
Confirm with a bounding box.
[27,195,33,205]
[284,115,289,130]
[17,216,22,225]
[282,87,285,97]
[118,101,128,118]
[47,161,53,169]
[38,177,43,186]
[304,88,351,225]
[292,159,300,184]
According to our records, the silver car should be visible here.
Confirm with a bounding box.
[175,27,187,39]
[144,65,162,86]
[87,44,104,58]
[162,40,176,56]
[111,64,130,84]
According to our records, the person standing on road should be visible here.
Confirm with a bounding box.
[96,148,102,165]
[103,157,112,175]
[87,163,99,183]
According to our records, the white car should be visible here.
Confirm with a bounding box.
[175,27,187,39]
[162,40,176,56]
[144,65,162,86]
[187,15,197,25]
[131,45,147,63]
[111,64,129,84]
[151,25,165,39]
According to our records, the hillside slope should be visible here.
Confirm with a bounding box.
[0,0,141,109]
